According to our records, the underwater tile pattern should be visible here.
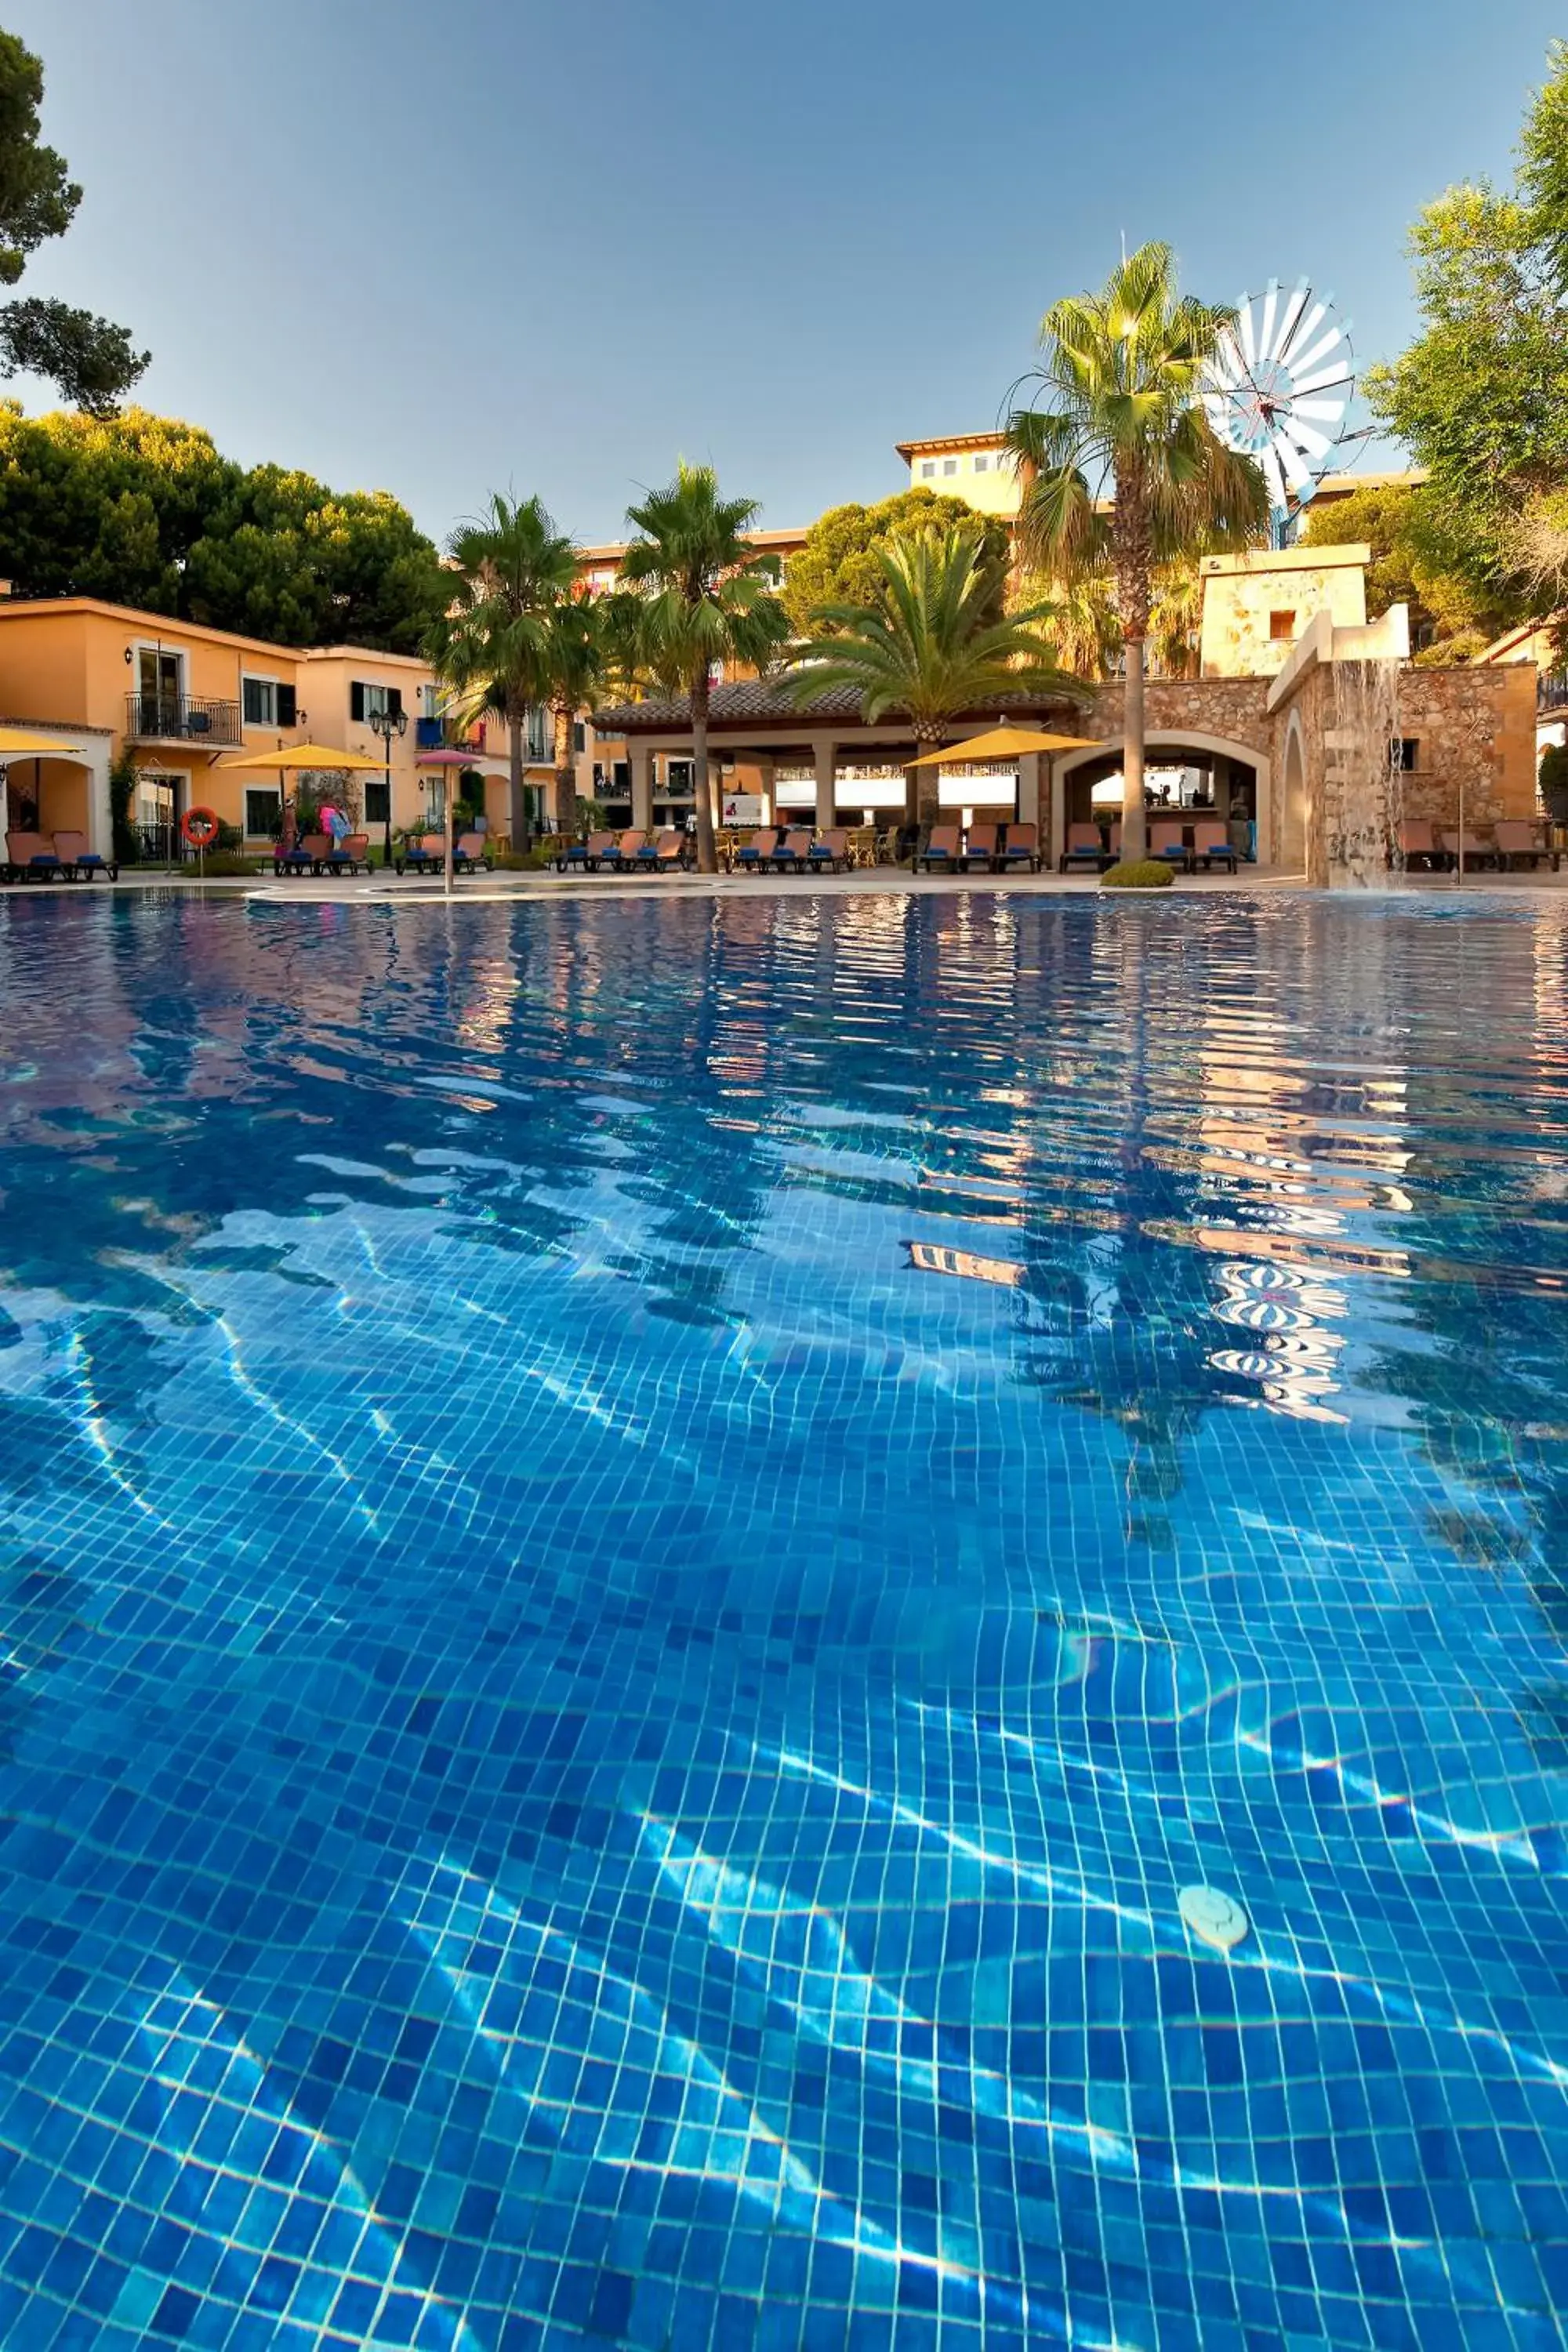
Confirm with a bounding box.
[0,887,1564,2350]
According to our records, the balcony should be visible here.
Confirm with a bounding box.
[1539,671,1568,713]
[126,692,243,746]
[416,715,487,753]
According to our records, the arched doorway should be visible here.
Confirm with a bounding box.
[1054,731,1272,864]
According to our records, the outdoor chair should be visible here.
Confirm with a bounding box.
[845,826,878,868]
[808,828,851,873]
[965,822,1002,872]
[453,831,493,873]
[1189,819,1237,873]
[916,824,964,873]
[300,832,336,873]
[52,830,117,881]
[1058,822,1105,873]
[636,829,687,871]
[731,828,775,871]
[996,822,1041,873]
[1395,820,1448,871]
[5,829,61,880]
[1148,818,1191,872]
[600,829,647,871]
[270,840,314,877]
[1494,818,1560,870]
[767,829,812,873]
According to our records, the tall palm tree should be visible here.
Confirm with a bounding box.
[787,525,1090,830]
[1006,242,1267,862]
[619,463,789,874]
[539,596,604,833]
[426,493,577,848]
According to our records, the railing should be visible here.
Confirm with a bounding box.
[132,821,184,863]
[415,715,487,752]
[126,693,243,746]
[1538,672,1568,712]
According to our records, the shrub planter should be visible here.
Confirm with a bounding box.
[1101,858,1175,890]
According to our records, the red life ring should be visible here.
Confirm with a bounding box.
[181,806,220,849]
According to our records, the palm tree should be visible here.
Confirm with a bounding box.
[426,493,577,848]
[787,525,1089,831]
[539,596,604,834]
[619,463,789,874]
[1006,242,1267,862]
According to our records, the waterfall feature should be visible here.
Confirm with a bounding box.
[1327,658,1403,888]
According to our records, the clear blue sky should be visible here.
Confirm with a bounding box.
[8,0,1564,546]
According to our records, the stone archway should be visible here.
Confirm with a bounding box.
[1052,729,1275,865]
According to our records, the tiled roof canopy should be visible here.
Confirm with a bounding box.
[591,683,1083,735]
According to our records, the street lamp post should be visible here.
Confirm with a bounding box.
[368,704,408,868]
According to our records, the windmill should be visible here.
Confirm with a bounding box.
[1201,279,1356,530]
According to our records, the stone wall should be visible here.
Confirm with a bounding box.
[1392,664,1537,827]
[1198,548,1369,680]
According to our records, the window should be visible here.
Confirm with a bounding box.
[241,677,297,727]
[1269,610,1297,641]
[573,721,586,753]
[973,455,989,474]
[920,460,935,479]
[350,681,403,723]
[419,683,439,718]
[243,787,281,838]
[365,779,390,824]
[942,459,957,477]
[1393,738,1419,771]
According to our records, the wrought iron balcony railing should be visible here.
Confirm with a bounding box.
[415,715,488,752]
[1538,671,1568,713]
[126,693,243,746]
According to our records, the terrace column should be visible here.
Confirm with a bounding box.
[1017,752,1041,832]
[630,742,654,831]
[1046,758,1066,872]
[811,737,837,830]
[755,757,775,825]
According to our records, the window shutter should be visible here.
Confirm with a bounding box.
[350,682,365,722]
[277,684,297,726]
[388,687,403,719]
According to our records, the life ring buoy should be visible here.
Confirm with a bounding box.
[181,806,220,849]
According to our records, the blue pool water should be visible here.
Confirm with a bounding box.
[0,887,1564,2351]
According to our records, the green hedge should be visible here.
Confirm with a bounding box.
[1101,858,1176,890]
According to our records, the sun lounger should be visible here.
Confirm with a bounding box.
[564,829,615,872]
[1438,826,1496,869]
[318,832,369,876]
[1494,818,1559,870]
[731,828,775,872]
[1189,818,1237,873]
[1058,822,1105,873]
[394,832,446,876]
[49,829,116,880]
[598,829,646,872]
[452,830,493,873]
[1396,820,1448,871]
[5,829,62,880]
[997,822,1041,873]
[270,840,314,876]
[1148,818,1190,872]
[634,828,686,871]
[808,827,851,873]
[916,823,964,873]
[766,828,812,873]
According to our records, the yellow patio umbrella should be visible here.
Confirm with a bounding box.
[216,742,387,772]
[907,724,1099,765]
[0,728,85,757]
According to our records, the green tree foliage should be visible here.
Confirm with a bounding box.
[1368,46,1568,628]
[786,525,1089,829]
[0,403,445,650]
[1299,482,1503,654]
[782,486,1010,636]
[619,463,790,874]
[1006,241,1267,859]
[0,28,147,411]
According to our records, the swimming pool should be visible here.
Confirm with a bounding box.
[0,887,1563,2350]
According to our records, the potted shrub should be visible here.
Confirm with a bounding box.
[1539,743,1568,823]
[1102,858,1175,890]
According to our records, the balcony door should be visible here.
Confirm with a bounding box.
[138,648,183,737]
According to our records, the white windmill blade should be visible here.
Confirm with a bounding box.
[1288,321,1350,380]
[1258,280,1280,365]
[1291,397,1348,423]
[1238,298,1258,368]
[1273,432,1316,498]
[1279,415,1333,464]
[1290,364,1355,400]
[1279,298,1327,367]
[1272,280,1311,364]
[1210,327,1248,392]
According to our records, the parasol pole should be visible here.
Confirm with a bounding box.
[444,774,454,899]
